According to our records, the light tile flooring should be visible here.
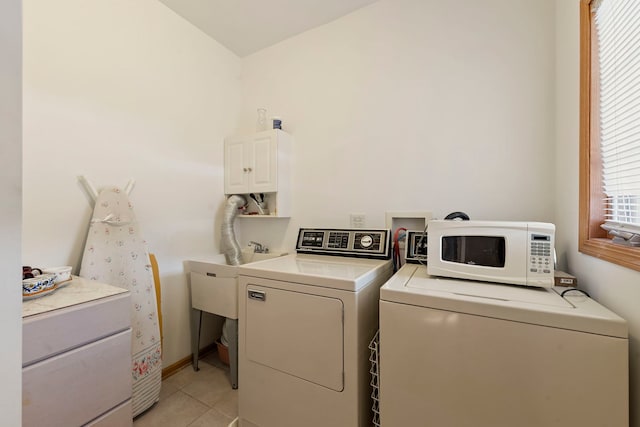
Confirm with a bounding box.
[134,352,236,427]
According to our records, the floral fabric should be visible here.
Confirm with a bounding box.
[80,187,162,417]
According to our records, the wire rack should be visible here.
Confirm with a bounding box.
[368,330,381,427]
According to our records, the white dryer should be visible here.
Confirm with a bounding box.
[379,263,629,427]
[236,228,393,427]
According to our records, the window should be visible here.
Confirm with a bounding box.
[579,0,640,271]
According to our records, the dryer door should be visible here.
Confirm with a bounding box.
[245,285,344,391]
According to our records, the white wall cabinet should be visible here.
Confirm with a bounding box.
[22,277,132,427]
[224,129,292,217]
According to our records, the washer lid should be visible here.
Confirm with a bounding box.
[238,254,392,291]
[380,264,627,338]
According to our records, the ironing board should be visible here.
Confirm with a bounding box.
[79,184,162,418]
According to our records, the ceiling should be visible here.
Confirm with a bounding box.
[157,0,379,57]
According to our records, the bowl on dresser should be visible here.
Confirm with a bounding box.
[22,274,57,299]
[43,266,73,285]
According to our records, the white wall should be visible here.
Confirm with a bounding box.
[238,0,556,251]
[22,0,242,366]
[555,2,639,425]
[0,0,23,423]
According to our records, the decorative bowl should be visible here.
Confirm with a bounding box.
[22,273,57,297]
[42,266,72,284]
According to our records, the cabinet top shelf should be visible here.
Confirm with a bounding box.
[238,214,290,218]
[226,129,290,140]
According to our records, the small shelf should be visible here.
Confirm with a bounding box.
[231,191,290,218]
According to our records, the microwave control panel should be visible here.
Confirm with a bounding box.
[296,228,391,259]
[528,233,553,275]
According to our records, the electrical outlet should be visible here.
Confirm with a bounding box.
[350,213,366,228]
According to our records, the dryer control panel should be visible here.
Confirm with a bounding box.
[296,228,391,259]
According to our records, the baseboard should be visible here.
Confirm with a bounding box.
[161,343,217,380]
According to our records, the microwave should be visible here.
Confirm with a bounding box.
[427,220,555,288]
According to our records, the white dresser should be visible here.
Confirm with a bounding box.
[22,276,133,427]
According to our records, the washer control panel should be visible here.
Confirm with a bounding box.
[405,230,428,264]
[297,228,391,259]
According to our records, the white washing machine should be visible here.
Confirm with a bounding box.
[236,228,393,427]
[379,263,629,427]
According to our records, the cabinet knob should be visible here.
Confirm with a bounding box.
[247,167,253,172]
[243,168,248,172]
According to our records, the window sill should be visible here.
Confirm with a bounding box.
[579,238,640,272]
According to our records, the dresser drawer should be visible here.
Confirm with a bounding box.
[23,329,132,427]
[85,399,132,427]
[23,292,130,366]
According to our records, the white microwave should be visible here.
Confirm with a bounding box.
[427,220,555,288]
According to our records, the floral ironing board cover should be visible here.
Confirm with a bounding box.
[80,187,162,417]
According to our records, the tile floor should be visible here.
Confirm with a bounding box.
[133,352,236,427]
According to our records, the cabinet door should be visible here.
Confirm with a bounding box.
[224,137,249,194]
[249,133,277,192]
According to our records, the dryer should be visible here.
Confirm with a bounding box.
[379,263,629,427]
[236,228,393,427]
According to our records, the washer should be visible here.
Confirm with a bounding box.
[380,263,629,427]
[236,228,393,427]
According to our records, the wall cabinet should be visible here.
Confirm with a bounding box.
[224,129,292,217]
[23,277,132,427]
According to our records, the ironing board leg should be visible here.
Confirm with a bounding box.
[228,319,239,389]
[192,309,202,371]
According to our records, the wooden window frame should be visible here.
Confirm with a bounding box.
[579,0,640,271]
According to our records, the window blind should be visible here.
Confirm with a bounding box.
[595,0,640,240]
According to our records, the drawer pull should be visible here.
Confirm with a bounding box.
[248,290,266,301]
[206,272,216,277]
